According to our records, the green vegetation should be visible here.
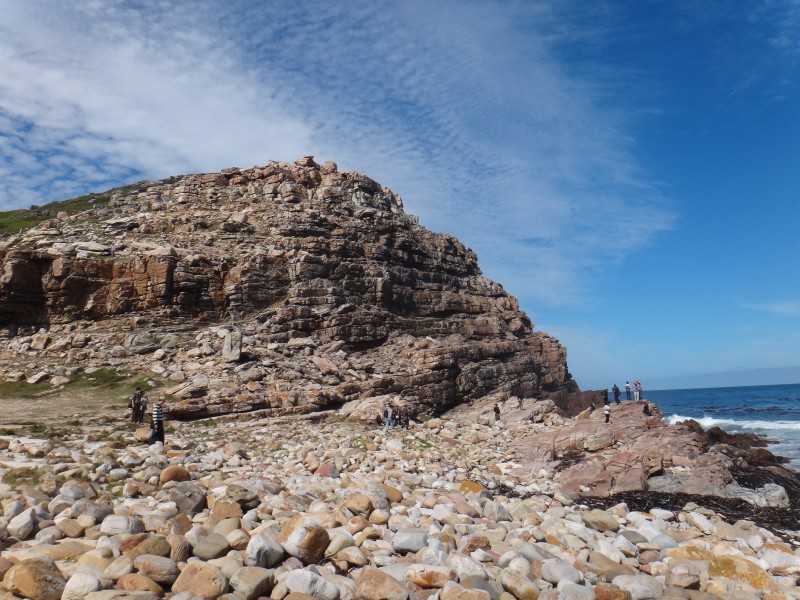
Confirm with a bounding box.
[0,379,51,399]
[0,183,135,236]
[0,368,165,402]
[71,367,128,388]
[0,175,182,236]
[1,466,42,486]
[403,436,435,449]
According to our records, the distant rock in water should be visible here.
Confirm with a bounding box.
[0,157,577,419]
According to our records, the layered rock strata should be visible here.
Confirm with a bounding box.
[0,157,575,419]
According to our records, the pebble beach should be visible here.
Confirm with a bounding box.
[0,405,798,600]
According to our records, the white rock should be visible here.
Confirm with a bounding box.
[100,515,142,536]
[7,507,36,539]
[612,574,664,600]
[283,568,340,600]
[246,533,284,568]
[685,512,714,535]
[541,558,582,585]
[62,572,102,600]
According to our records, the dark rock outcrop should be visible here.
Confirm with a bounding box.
[0,157,577,419]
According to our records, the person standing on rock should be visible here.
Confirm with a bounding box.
[383,403,393,430]
[130,387,143,423]
[401,406,410,429]
[138,392,149,425]
[625,381,631,400]
[494,403,501,423]
[604,403,611,424]
[150,397,166,445]
[612,384,621,405]
[634,380,643,401]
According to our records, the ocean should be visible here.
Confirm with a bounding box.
[645,383,800,470]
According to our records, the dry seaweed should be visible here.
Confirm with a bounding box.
[581,491,800,541]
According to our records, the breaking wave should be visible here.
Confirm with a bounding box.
[666,414,800,431]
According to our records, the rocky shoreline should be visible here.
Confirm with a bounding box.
[0,400,797,600]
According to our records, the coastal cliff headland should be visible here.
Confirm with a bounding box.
[0,158,797,599]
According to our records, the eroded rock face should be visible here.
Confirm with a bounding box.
[0,158,576,418]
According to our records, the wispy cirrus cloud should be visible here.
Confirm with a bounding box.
[0,0,674,307]
[743,300,800,316]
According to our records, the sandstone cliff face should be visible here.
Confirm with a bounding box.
[0,157,576,418]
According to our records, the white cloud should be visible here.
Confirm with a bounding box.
[0,0,674,308]
[743,300,800,316]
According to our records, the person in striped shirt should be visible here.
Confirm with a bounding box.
[150,397,166,445]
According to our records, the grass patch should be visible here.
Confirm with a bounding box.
[403,436,435,450]
[2,466,42,486]
[0,176,182,236]
[0,185,129,236]
[0,380,51,399]
[0,368,165,403]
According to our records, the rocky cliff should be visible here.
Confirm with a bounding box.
[0,157,577,419]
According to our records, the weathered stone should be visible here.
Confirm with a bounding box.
[499,569,539,600]
[392,528,428,554]
[62,573,103,600]
[279,515,331,564]
[115,573,165,596]
[405,564,456,589]
[582,509,620,533]
[708,555,772,589]
[283,568,340,600]
[229,566,274,600]
[355,567,409,600]
[246,533,285,568]
[3,557,66,600]
[172,562,229,597]
[193,532,231,560]
[132,554,178,585]
[611,574,663,600]
[159,465,191,483]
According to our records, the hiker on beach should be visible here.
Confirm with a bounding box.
[383,403,394,429]
[634,380,643,401]
[401,406,410,429]
[625,381,631,400]
[494,403,501,423]
[149,397,166,445]
[130,387,143,423]
[604,403,611,424]
[612,384,621,404]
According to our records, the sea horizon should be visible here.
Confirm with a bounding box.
[645,382,800,469]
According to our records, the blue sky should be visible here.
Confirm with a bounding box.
[1,1,799,390]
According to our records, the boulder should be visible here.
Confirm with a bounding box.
[3,557,66,600]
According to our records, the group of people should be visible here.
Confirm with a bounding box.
[130,387,166,445]
[596,380,648,424]
[622,380,643,401]
[608,380,644,404]
[382,403,411,429]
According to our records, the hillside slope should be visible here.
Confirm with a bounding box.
[0,157,577,419]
